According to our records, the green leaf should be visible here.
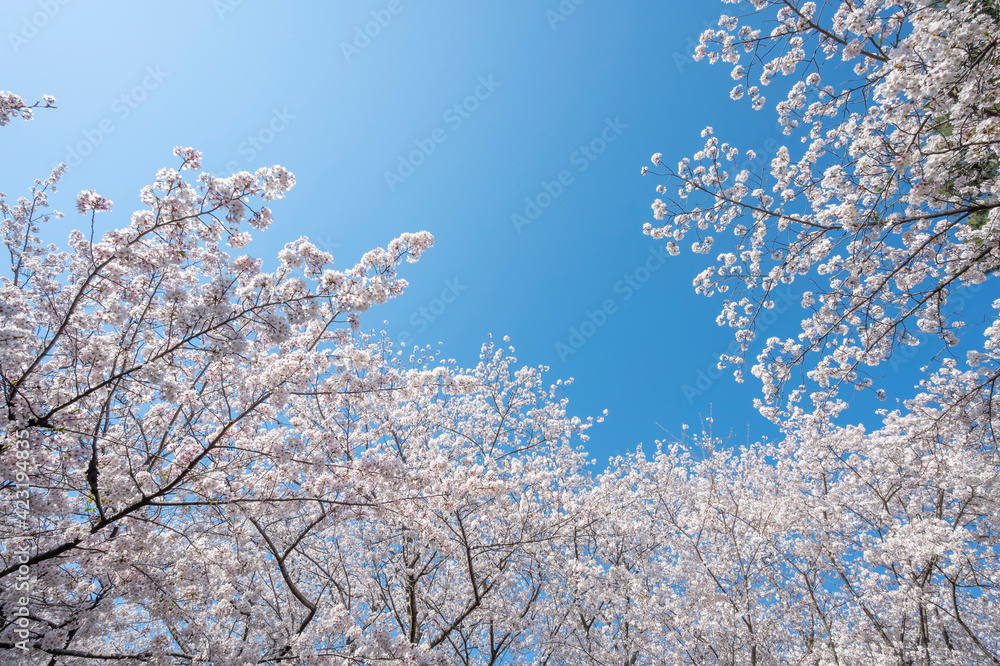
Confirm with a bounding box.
[933,116,954,137]
[968,209,990,230]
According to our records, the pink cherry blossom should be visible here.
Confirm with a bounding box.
[74,189,113,214]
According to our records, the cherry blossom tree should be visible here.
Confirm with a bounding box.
[547,372,998,663]
[642,0,1000,428]
[7,0,1000,655]
[0,104,603,663]
[574,0,1000,661]
[545,0,1000,651]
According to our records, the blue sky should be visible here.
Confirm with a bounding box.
[2,0,952,463]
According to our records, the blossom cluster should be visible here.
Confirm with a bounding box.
[0,91,55,126]
[74,189,113,214]
[642,0,1000,422]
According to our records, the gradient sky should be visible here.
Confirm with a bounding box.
[1,0,953,464]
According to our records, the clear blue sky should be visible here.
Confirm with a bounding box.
[2,1,935,462]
